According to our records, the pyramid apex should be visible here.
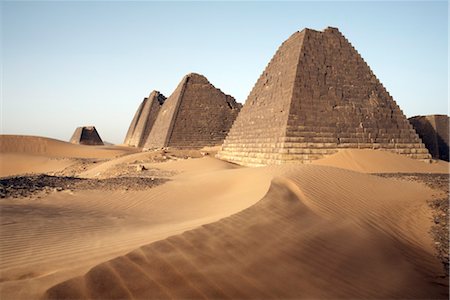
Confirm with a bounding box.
[324,26,342,34]
[182,73,210,85]
[185,72,206,79]
[147,90,166,105]
[149,90,164,96]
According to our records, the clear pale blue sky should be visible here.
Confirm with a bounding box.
[1,1,448,144]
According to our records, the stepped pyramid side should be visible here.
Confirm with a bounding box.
[70,126,104,146]
[218,27,430,166]
[124,91,166,147]
[144,77,188,148]
[124,98,146,145]
[217,31,307,165]
[145,73,241,149]
[409,115,449,161]
[168,74,241,148]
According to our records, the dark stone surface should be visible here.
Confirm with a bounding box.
[218,27,431,166]
[144,73,241,149]
[124,91,166,147]
[0,174,167,199]
[409,115,449,161]
[70,126,104,146]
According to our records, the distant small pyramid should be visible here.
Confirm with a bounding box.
[70,126,104,146]
[143,73,241,149]
[124,91,166,147]
[217,27,430,166]
[409,115,449,161]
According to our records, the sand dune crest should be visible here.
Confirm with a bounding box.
[44,166,448,299]
[0,135,135,159]
[312,149,449,173]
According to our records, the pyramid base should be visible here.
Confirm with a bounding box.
[216,146,432,167]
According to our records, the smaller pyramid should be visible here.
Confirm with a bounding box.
[409,115,449,161]
[144,73,241,149]
[70,126,104,146]
[124,91,166,147]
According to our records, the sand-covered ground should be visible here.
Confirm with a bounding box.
[0,135,449,299]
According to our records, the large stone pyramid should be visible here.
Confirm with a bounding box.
[144,73,241,149]
[70,126,104,146]
[217,27,431,166]
[124,91,166,147]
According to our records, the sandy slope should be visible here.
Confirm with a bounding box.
[0,161,272,299]
[0,135,136,159]
[77,150,219,179]
[0,154,75,177]
[1,138,449,299]
[312,149,449,173]
[44,165,447,299]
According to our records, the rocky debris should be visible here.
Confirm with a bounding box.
[47,149,206,179]
[378,173,449,278]
[93,163,176,179]
[0,174,167,199]
[428,195,449,277]
[136,164,147,172]
[56,158,107,177]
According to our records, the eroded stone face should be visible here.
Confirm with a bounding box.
[124,91,166,147]
[70,126,104,146]
[409,115,449,161]
[217,27,431,166]
[143,73,241,149]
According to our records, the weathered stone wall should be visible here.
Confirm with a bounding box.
[70,126,104,146]
[168,74,241,148]
[144,73,240,149]
[281,27,428,162]
[124,91,166,147]
[144,78,187,149]
[409,115,449,161]
[217,27,430,166]
[123,98,146,145]
[217,31,306,165]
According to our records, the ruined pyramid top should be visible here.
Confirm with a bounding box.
[123,90,166,147]
[70,126,104,146]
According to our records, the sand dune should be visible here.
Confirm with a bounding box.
[77,150,224,179]
[0,153,75,177]
[1,139,448,299]
[312,149,449,173]
[44,165,448,299]
[0,135,136,159]
[0,160,272,299]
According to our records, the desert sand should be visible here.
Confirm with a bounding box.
[0,135,449,299]
[312,149,449,173]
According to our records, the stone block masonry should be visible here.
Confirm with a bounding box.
[124,91,166,147]
[217,26,431,166]
[144,73,241,149]
[70,126,104,146]
[409,115,449,161]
